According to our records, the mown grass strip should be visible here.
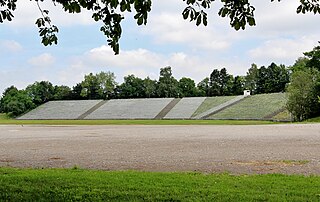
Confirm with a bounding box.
[1,167,320,201]
[0,119,278,125]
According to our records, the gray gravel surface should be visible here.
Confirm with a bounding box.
[1,124,320,174]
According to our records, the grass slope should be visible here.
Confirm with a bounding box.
[210,93,287,120]
[1,167,320,201]
[192,96,237,117]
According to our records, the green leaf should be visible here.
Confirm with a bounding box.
[137,16,143,25]
[247,17,255,26]
[182,8,189,19]
[203,13,208,26]
[196,14,201,26]
[297,5,303,13]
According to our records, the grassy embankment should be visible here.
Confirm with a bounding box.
[210,93,288,120]
[1,167,320,201]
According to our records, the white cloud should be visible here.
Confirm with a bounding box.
[0,40,23,52]
[248,36,318,64]
[140,12,232,52]
[28,53,55,67]
[252,1,320,36]
[86,46,163,70]
[63,45,250,84]
[6,1,95,27]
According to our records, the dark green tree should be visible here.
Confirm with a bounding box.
[53,85,72,100]
[304,42,320,71]
[286,70,320,121]
[244,63,259,94]
[265,63,289,93]
[178,77,197,97]
[143,77,157,98]
[80,71,117,99]
[26,81,55,105]
[219,68,233,96]
[255,63,289,94]
[70,83,84,100]
[0,86,35,117]
[231,76,245,95]
[157,66,179,98]
[117,74,145,98]
[80,73,100,99]
[255,66,268,94]
[290,57,309,72]
[209,68,233,96]
[96,71,117,99]
[197,77,210,96]
[1,0,318,54]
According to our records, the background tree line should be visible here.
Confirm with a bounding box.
[0,62,290,117]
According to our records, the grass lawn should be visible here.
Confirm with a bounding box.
[1,167,320,201]
[0,113,279,125]
[0,119,278,125]
[306,116,320,123]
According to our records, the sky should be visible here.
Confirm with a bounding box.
[0,0,320,94]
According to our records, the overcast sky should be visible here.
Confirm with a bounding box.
[1,0,319,94]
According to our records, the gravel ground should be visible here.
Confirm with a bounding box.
[1,124,320,174]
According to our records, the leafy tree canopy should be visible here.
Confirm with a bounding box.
[1,0,319,54]
[304,42,320,71]
[0,86,35,117]
[286,69,320,121]
[26,81,55,105]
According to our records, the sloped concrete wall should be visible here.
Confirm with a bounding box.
[164,97,206,119]
[17,100,103,120]
[85,98,174,119]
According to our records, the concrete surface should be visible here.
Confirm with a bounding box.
[1,124,320,174]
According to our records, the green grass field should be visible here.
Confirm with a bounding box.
[0,118,277,125]
[1,167,320,201]
[210,93,287,120]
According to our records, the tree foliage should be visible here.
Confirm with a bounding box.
[117,74,145,98]
[232,76,245,95]
[1,0,319,54]
[197,77,210,97]
[286,70,320,121]
[143,77,157,98]
[157,66,179,98]
[286,43,320,121]
[80,71,117,99]
[26,81,55,105]
[209,68,233,96]
[0,86,35,117]
[304,42,320,71]
[53,85,72,100]
[246,63,289,94]
[245,63,259,94]
[178,77,198,97]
